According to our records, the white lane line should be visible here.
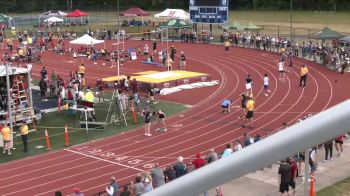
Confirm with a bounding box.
[64,149,143,172]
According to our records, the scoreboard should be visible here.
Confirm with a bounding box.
[189,0,229,24]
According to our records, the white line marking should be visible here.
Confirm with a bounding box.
[64,149,143,172]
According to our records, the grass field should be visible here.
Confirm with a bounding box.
[230,11,350,33]
[318,176,350,196]
[0,99,186,163]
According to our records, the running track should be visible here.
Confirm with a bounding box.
[0,41,349,196]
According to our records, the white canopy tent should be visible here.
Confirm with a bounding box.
[44,16,64,23]
[70,34,105,45]
[154,9,190,20]
[38,10,67,27]
[0,65,29,77]
[70,34,105,62]
[44,17,64,32]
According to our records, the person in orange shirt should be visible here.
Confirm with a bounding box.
[242,96,255,129]
[224,40,231,54]
[1,123,12,155]
[299,65,309,87]
[78,63,86,88]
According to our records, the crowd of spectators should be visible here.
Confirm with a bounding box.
[218,30,350,73]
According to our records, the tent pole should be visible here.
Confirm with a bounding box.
[5,63,14,134]
[117,34,120,82]
[166,28,169,71]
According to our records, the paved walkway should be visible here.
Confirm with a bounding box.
[204,138,350,196]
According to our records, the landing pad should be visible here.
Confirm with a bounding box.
[133,70,209,84]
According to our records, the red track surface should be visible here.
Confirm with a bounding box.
[0,41,349,196]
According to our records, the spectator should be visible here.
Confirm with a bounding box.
[221,143,233,158]
[19,120,29,154]
[170,45,176,62]
[152,41,157,54]
[164,165,177,182]
[243,133,254,147]
[335,134,346,157]
[191,152,206,169]
[233,140,243,152]
[173,156,187,177]
[96,79,105,102]
[54,191,62,196]
[150,163,165,188]
[78,63,86,88]
[105,176,119,196]
[85,86,95,103]
[40,66,47,79]
[254,134,261,142]
[39,78,48,101]
[124,76,130,92]
[288,157,298,196]
[179,51,186,70]
[278,159,291,196]
[143,110,152,137]
[119,186,131,196]
[206,148,223,196]
[324,139,333,162]
[309,147,317,178]
[206,148,218,164]
[131,78,139,94]
[1,123,12,155]
[73,188,84,196]
[131,176,144,196]
[191,152,207,196]
[143,177,153,193]
[143,44,149,56]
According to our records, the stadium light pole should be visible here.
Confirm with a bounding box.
[117,0,120,27]
[290,0,293,42]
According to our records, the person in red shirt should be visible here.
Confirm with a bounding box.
[335,134,347,157]
[288,157,298,196]
[67,88,74,100]
[131,78,139,94]
[191,152,206,169]
[96,79,105,102]
[191,152,208,196]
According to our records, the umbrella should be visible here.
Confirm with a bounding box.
[222,21,243,30]
[159,19,191,29]
[310,27,343,40]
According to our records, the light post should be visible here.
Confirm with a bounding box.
[117,0,120,27]
[290,0,293,42]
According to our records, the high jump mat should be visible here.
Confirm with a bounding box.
[101,70,211,89]
[102,75,127,83]
[132,70,209,84]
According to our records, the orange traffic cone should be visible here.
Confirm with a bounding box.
[45,129,51,151]
[64,125,69,147]
[310,178,316,196]
[132,107,137,124]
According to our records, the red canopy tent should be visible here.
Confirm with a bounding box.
[119,7,150,16]
[66,9,89,25]
[66,9,89,17]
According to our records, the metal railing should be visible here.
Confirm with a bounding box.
[145,100,350,196]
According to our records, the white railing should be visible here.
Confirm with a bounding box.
[145,99,350,196]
